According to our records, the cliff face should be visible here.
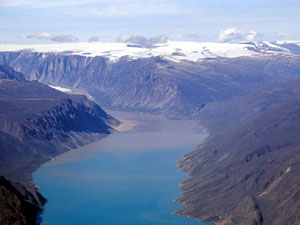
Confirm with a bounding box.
[0,76,118,183]
[1,52,300,118]
[0,176,46,225]
[0,65,118,224]
[0,65,25,81]
[0,97,115,183]
[176,78,300,225]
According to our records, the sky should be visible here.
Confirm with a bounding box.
[1,0,300,44]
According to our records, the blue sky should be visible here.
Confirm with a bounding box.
[1,0,300,44]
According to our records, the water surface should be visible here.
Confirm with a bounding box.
[34,111,213,225]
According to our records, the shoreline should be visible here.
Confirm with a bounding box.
[32,111,209,224]
[114,118,141,132]
[29,132,112,223]
[30,113,144,214]
[173,131,212,225]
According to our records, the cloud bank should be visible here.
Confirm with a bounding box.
[27,32,78,43]
[116,33,168,48]
[177,34,203,40]
[88,36,101,43]
[88,35,109,43]
[218,28,260,43]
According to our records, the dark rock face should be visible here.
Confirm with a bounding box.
[0,66,118,224]
[176,78,300,225]
[0,64,26,81]
[0,176,45,225]
[1,52,300,118]
[0,77,118,184]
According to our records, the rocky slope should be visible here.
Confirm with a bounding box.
[197,77,300,132]
[0,65,25,81]
[176,78,300,225]
[0,65,118,224]
[0,176,46,225]
[0,52,300,118]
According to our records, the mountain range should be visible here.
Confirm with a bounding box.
[1,40,300,225]
[1,42,300,118]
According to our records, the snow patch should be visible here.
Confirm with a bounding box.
[49,85,72,93]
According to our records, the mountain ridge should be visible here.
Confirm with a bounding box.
[0,65,119,225]
[176,77,300,225]
[0,52,299,119]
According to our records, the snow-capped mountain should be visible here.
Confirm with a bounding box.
[1,40,300,62]
[1,42,300,118]
[1,40,300,225]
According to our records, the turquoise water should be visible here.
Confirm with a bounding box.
[34,113,213,225]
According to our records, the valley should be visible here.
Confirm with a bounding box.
[1,40,300,225]
[34,111,211,225]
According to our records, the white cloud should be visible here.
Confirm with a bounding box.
[151,35,168,44]
[88,35,109,43]
[116,33,168,48]
[218,28,261,42]
[50,35,78,43]
[88,36,101,43]
[177,34,203,40]
[27,32,52,39]
[27,32,78,42]
[244,30,259,42]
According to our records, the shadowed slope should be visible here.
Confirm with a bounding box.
[177,78,300,225]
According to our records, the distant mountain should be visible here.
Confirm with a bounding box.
[1,40,300,61]
[176,77,300,225]
[0,65,118,225]
[197,77,300,132]
[0,64,25,81]
[0,50,300,118]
